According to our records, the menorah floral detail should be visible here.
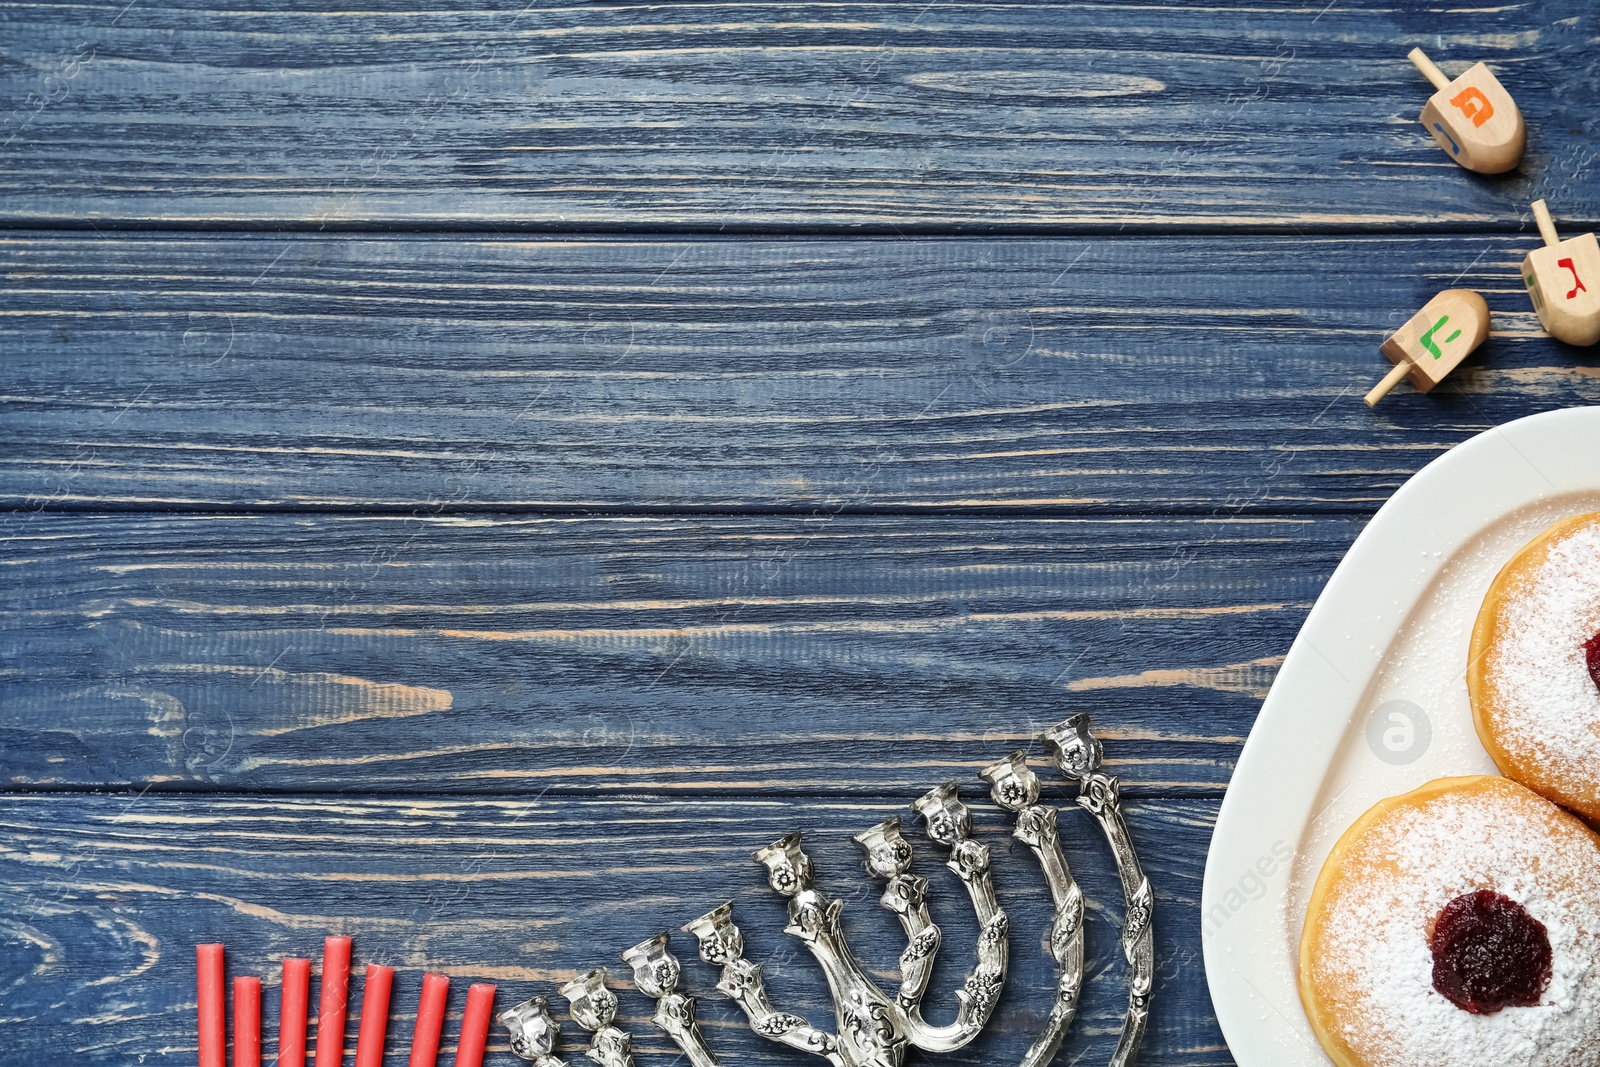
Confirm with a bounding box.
[499,714,1151,1067]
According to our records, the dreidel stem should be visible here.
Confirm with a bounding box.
[1532,199,1561,248]
[1408,47,1451,91]
[1366,360,1413,407]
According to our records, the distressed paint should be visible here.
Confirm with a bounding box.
[0,3,1595,228]
[1,513,1348,795]
[3,234,1596,512]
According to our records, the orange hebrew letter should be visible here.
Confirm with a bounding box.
[1450,86,1494,127]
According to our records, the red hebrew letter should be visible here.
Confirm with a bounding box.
[1559,257,1588,300]
[1450,86,1494,127]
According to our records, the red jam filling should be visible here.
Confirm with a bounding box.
[1585,632,1600,694]
[1430,890,1551,1014]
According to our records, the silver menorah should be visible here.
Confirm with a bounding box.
[500,713,1153,1067]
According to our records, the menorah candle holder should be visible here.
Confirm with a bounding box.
[501,994,568,1067]
[559,969,634,1067]
[502,714,1151,1067]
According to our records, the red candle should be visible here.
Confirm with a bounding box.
[233,976,261,1067]
[353,964,394,1067]
[314,936,353,1067]
[407,973,450,1067]
[452,983,495,1067]
[197,944,226,1067]
[280,958,312,1067]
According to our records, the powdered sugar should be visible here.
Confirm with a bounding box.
[1488,518,1600,791]
[1313,782,1600,1067]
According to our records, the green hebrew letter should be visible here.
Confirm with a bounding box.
[1419,315,1461,360]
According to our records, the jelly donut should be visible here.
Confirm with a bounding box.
[1299,775,1600,1067]
[1468,511,1600,821]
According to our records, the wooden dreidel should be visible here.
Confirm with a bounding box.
[1366,289,1491,406]
[1408,48,1524,174]
[1522,200,1600,346]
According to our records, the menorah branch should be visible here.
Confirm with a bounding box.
[683,902,849,1067]
[982,751,1086,1067]
[621,934,721,1067]
[853,818,940,1010]
[1044,714,1155,1067]
[752,833,914,1067]
[895,782,1008,1054]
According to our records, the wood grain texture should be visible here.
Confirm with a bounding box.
[0,511,1355,795]
[0,791,1231,1066]
[0,2,1596,230]
[6,232,1600,514]
[13,4,1591,1062]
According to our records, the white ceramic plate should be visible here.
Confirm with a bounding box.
[1202,406,1600,1066]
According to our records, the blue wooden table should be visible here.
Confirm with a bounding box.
[3,3,1598,1064]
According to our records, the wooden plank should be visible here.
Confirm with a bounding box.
[0,2,1594,230]
[5,232,1598,513]
[0,791,1232,1066]
[0,511,1359,795]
